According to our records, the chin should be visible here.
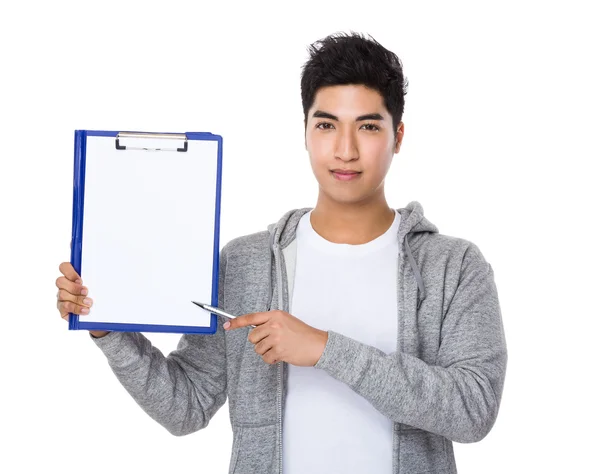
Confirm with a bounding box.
[319,187,372,206]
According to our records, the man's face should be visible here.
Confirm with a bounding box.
[305,84,403,206]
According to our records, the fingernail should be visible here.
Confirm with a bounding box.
[83,298,92,306]
[81,307,89,314]
[81,287,88,296]
[76,279,82,284]
[223,321,230,329]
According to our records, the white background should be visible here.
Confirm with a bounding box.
[1,1,598,472]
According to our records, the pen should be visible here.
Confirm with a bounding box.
[191,301,256,328]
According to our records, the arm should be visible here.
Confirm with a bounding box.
[90,246,230,436]
[314,243,507,443]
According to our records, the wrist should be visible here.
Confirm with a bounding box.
[313,329,328,366]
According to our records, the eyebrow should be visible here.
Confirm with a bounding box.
[312,110,385,121]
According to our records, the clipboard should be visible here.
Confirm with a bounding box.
[69,130,223,334]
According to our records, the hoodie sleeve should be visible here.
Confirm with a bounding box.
[313,243,507,443]
[89,245,230,436]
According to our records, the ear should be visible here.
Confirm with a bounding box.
[304,121,308,150]
[394,122,405,153]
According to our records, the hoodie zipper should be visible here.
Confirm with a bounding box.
[272,242,284,474]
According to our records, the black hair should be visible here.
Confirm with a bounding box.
[301,31,408,132]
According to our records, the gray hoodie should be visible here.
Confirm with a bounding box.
[92,200,507,474]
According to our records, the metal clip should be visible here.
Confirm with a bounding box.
[115,132,188,152]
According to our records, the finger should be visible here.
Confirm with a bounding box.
[262,347,280,365]
[57,289,93,309]
[58,262,82,284]
[247,325,270,345]
[59,304,70,321]
[58,299,74,321]
[58,300,91,319]
[254,336,275,356]
[55,275,88,297]
[226,312,270,330]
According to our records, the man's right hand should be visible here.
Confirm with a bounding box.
[56,262,109,338]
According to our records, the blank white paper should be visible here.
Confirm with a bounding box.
[78,135,219,328]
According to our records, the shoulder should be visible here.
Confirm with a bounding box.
[417,232,491,270]
[221,230,270,262]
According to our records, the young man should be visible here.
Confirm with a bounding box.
[56,32,507,474]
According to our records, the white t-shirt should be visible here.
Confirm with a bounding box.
[283,209,401,474]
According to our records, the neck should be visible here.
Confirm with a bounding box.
[310,192,396,245]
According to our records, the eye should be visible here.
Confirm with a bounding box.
[360,123,380,132]
[316,122,334,130]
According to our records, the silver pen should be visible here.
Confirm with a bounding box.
[191,301,256,328]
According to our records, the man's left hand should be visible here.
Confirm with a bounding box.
[224,310,328,367]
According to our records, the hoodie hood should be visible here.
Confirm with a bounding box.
[267,201,439,310]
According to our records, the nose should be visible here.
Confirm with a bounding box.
[334,127,359,162]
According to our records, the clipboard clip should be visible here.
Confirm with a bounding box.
[115,132,188,152]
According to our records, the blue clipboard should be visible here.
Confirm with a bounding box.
[69,130,223,334]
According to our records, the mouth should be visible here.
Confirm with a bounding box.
[330,170,362,181]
